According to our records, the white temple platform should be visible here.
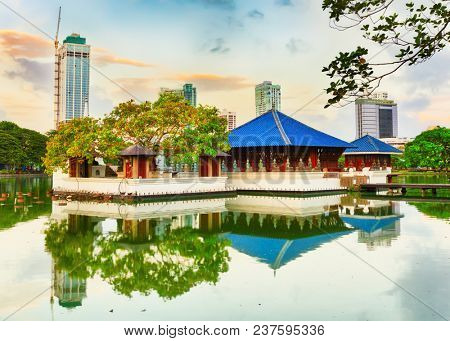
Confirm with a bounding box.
[52,168,391,198]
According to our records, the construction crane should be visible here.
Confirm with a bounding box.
[54,6,61,129]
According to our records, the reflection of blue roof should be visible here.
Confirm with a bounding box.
[344,135,401,154]
[226,231,352,269]
[342,216,400,232]
[229,111,353,148]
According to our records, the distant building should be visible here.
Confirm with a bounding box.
[380,137,413,151]
[159,83,197,107]
[183,83,197,107]
[355,92,398,139]
[255,81,281,116]
[219,109,237,131]
[159,87,184,98]
[54,33,90,128]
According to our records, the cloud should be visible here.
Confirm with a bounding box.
[199,0,235,10]
[4,58,52,92]
[92,47,154,68]
[286,38,308,54]
[183,0,235,10]
[0,90,52,133]
[402,53,450,94]
[108,77,155,102]
[247,9,264,19]
[402,97,431,112]
[227,16,244,29]
[0,29,52,58]
[204,38,230,54]
[276,0,294,6]
[175,73,253,91]
[0,30,151,68]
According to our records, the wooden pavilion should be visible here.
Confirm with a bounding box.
[199,151,230,177]
[119,145,158,179]
[343,135,402,171]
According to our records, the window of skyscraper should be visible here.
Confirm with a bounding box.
[379,108,394,138]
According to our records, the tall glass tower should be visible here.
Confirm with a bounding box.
[183,83,197,107]
[54,33,90,128]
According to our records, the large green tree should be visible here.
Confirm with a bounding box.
[0,121,47,169]
[0,131,26,168]
[322,0,450,107]
[44,95,229,174]
[103,94,229,163]
[43,117,126,174]
[403,127,449,170]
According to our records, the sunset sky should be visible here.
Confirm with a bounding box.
[0,0,448,139]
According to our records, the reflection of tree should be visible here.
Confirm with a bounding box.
[409,202,450,221]
[45,219,230,300]
[45,216,99,280]
[93,228,230,299]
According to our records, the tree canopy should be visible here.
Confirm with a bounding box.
[0,121,47,169]
[402,126,449,170]
[322,0,450,107]
[44,95,229,174]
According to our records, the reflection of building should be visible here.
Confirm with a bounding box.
[52,267,87,309]
[255,81,281,116]
[55,33,90,128]
[219,109,237,131]
[355,92,398,139]
[199,194,352,270]
[340,196,402,250]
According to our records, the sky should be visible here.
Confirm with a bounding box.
[0,0,448,140]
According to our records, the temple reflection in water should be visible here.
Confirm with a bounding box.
[339,196,403,250]
[47,193,403,308]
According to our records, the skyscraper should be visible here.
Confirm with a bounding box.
[255,81,281,116]
[159,83,197,107]
[183,83,197,107]
[54,33,90,128]
[219,109,237,131]
[355,92,398,139]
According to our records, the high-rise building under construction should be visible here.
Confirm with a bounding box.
[54,33,90,128]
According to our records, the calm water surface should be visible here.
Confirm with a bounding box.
[0,176,449,321]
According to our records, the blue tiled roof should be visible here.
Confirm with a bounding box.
[342,216,401,232]
[229,111,354,148]
[344,135,402,154]
[225,231,352,269]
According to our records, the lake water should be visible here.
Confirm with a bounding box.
[0,176,449,321]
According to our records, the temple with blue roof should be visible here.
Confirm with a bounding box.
[227,110,354,172]
[343,135,402,171]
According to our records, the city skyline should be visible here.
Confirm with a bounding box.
[0,0,448,139]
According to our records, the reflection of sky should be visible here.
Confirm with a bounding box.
[0,201,449,321]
